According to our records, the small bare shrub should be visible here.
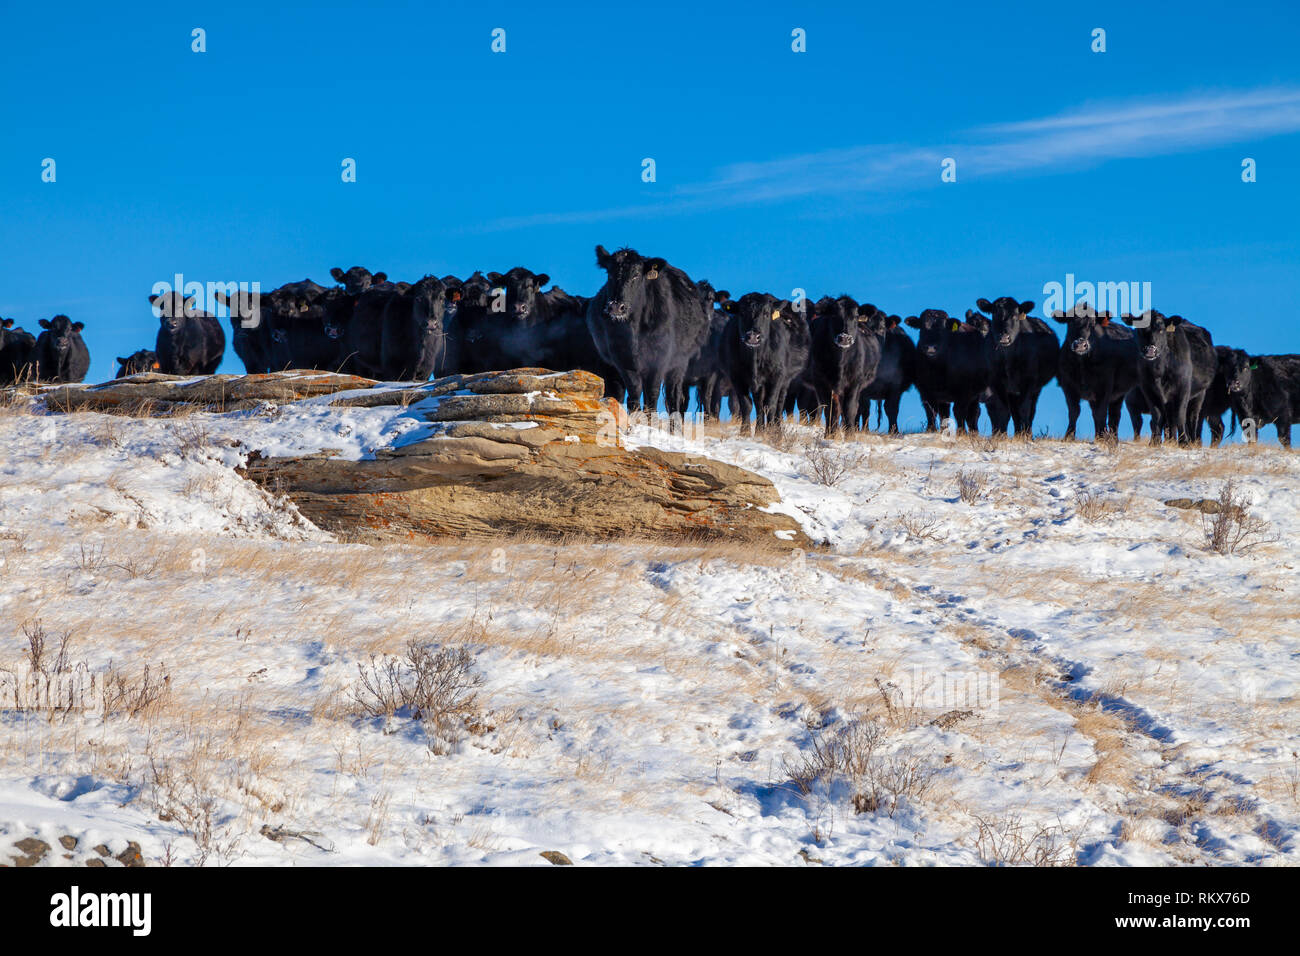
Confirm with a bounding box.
[350,641,484,754]
[22,619,75,675]
[955,470,987,504]
[897,510,943,542]
[801,442,868,486]
[73,542,109,574]
[1202,480,1273,555]
[101,663,171,719]
[782,716,937,819]
[971,813,1078,866]
[1074,490,1111,522]
[171,420,214,458]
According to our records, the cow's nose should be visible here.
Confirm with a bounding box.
[744,331,762,347]
[998,335,1012,346]
[1072,339,1090,354]
[835,333,853,349]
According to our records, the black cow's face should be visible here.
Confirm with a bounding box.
[329,266,385,297]
[38,315,84,354]
[905,309,960,358]
[856,303,890,337]
[116,350,159,377]
[1224,350,1256,394]
[815,296,861,349]
[441,277,462,320]
[455,274,494,341]
[319,290,353,341]
[495,268,550,321]
[1124,311,1179,361]
[1051,307,1112,356]
[149,292,199,332]
[595,245,666,322]
[978,297,1034,349]
[410,276,449,333]
[734,293,784,349]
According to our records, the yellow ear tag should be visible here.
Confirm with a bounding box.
[950,320,961,332]
[645,269,659,280]
[771,309,781,320]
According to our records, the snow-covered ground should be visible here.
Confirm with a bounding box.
[0,392,1297,866]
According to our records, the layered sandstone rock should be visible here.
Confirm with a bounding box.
[34,367,809,546]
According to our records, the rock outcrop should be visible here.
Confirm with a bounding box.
[240,369,809,546]
[32,367,810,546]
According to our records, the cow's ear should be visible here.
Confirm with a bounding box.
[372,272,387,284]
[535,273,550,288]
[1,318,12,328]
[1167,314,1184,326]
[1119,313,1135,326]
[71,322,84,332]
[965,309,980,321]
[486,272,503,285]
[716,290,730,303]
[595,245,613,269]
[904,315,921,329]
[1050,311,1068,323]
[976,298,993,313]
[148,294,160,305]
[39,319,51,329]
[116,356,127,365]
[330,267,346,282]
[1019,300,1034,315]
[886,315,901,329]
[857,303,877,317]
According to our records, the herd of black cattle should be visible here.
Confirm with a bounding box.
[2,245,1298,446]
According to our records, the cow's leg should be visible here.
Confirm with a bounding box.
[1063,386,1081,439]
[1107,398,1124,436]
[1089,400,1109,439]
[1279,422,1292,448]
[885,392,901,434]
[1207,413,1224,447]
[842,390,861,434]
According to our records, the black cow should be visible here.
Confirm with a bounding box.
[263,279,343,371]
[493,267,618,394]
[1198,345,1238,446]
[0,318,37,386]
[212,287,273,374]
[905,309,1000,433]
[681,283,732,418]
[342,272,407,378]
[587,246,712,415]
[977,297,1058,437]
[31,315,90,384]
[115,350,160,378]
[372,275,453,380]
[856,306,916,434]
[808,295,880,434]
[1051,303,1139,440]
[1120,311,1217,445]
[1223,350,1300,448]
[150,292,225,375]
[720,292,811,427]
[330,266,386,296]
[448,272,500,374]
[781,299,820,423]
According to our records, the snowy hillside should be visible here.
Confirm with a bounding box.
[1,391,1297,866]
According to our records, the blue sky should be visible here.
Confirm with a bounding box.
[2,0,1298,436]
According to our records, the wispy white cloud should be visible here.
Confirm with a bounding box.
[473,87,1300,232]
